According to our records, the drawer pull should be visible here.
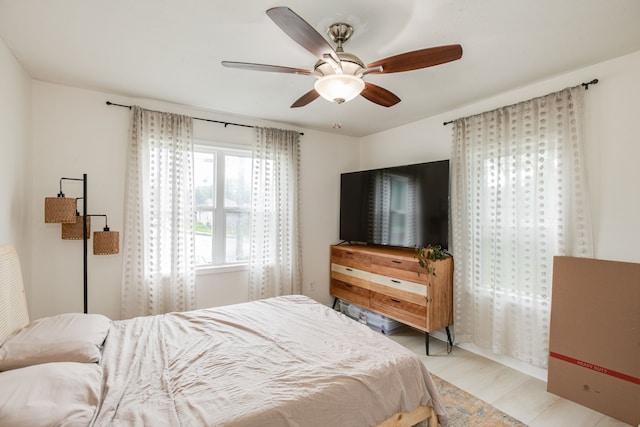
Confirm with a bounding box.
[345,284,353,288]
[390,298,401,303]
[345,268,353,272]
[390,279,401,284]
[391,260,402,264]
[346,251,354,255]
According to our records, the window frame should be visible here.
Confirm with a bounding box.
[194,141,252,273]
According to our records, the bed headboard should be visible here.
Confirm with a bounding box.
[0,245,30,342]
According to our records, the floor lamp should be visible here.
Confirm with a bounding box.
[44,174,119,313]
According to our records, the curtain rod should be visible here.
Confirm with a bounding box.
[105,101,304,136]
[442,78,599,126]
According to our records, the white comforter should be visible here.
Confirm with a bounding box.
[92,295,446,427]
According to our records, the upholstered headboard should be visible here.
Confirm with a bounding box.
[0,245,30,341]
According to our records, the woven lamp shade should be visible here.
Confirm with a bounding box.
[93,230,119,255]
[44,197,77,223]
[61,216,90,240]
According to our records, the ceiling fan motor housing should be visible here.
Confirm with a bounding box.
[314,52,364,78]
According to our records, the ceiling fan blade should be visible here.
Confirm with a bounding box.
[291,89,320,108]
[360,82,401,107]
[221,61,312,75]
[266,7,340,65]
[367,44,463,74]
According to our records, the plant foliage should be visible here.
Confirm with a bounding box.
[414,244,448,276]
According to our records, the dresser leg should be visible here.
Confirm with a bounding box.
[425,332,430,355]
[425,328,453,355]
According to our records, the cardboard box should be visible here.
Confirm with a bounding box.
[548,256,640,426]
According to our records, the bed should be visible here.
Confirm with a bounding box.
[0,245,447,426]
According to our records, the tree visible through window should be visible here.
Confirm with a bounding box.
[194,144,251,267]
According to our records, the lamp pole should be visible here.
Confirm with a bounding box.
[82,173,88,314]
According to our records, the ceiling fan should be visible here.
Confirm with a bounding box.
[222,7,463,109]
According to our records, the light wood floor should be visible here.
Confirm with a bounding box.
[388,328,632,427]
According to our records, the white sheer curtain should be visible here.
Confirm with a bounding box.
[451,86,593,368]
[121,106,196,318]
[248,127,302,300]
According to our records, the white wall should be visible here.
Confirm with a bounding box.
[299,128,360,304]
[0,38,32,297]
[360,50,640,264]
[31,83,128,319]
[29,81,359,320]
[358,117,453,169]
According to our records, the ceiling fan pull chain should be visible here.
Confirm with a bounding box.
[332,102,342,129]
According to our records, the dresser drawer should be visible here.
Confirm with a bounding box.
[370,254,425,283]
[331,263,371,280]
[370,254,419,272]
[369,271,426,297]
[370,292,426,331]
[331,246,371,270]
[330,279,370,308]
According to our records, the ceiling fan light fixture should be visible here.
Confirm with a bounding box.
[314,74,365,104]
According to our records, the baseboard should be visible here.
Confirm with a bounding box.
[430,330,548,382]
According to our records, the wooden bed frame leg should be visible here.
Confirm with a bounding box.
[375,406,437,427]
[428,410,438,427]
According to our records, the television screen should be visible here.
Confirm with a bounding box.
[339,160,449,249]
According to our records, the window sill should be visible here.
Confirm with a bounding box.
[196,263,249,276]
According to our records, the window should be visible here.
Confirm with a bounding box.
[194,143,252,267]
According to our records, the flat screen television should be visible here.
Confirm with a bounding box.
[339,160,449,249]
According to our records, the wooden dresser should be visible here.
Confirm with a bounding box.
[330,244,453,354]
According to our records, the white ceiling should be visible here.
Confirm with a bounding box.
[1,0,639,137]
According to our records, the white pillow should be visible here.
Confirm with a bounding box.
[0,362,102,426]
[0,313,111,371]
